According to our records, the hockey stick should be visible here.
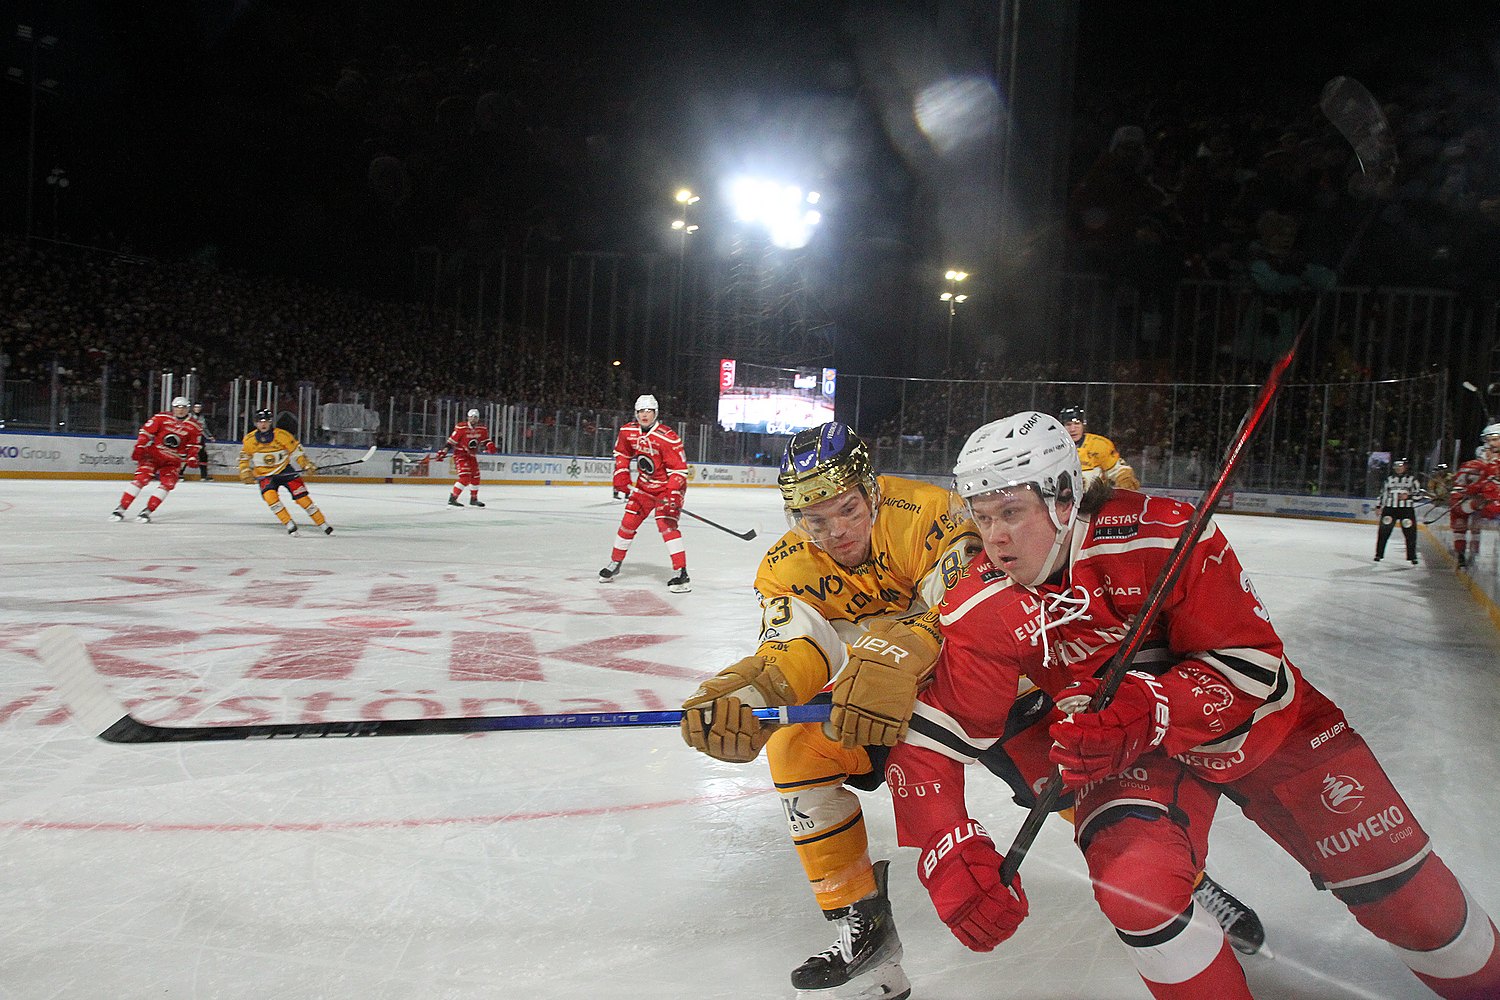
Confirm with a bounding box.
[681,507,758,541]
[999,76,1397,886]
[36,627,829,744]
[310,445,378,473]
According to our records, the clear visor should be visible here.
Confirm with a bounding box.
[784,482,880,551]
[961,481,1072,535]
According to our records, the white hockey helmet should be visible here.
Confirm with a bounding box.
[1481,422,1500,443]
[954,411,1082,584]
[634,394,659,413]
[171,396,190,409]
[467,408,480,421]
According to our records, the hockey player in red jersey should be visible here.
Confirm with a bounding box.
[1448,424,1500,569]
[598,394,691,592]
[434,408,498,508]
[110,396,203,523]
[884,411,1500,1000]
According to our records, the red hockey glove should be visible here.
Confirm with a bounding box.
[659,490,684,521]
[918,820,1028,951]
[433,449,448,462]
[484,440,497,454]
[1048,671,1169,790]
[612,469,632,495]
[131,446,145,462]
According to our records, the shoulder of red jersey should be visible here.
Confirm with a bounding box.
[939,552,1025,625]
[1082,490,1195,547]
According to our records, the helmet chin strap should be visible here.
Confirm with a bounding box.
[1019,529,1071,588]
[1017,501,1076,588]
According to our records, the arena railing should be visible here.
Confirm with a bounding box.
[0,369,1451,500]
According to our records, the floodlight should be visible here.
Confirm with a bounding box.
[726,175,823,249]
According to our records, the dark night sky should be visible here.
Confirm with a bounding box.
[11,1,1488,262]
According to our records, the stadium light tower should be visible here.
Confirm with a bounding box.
[940,269,969,370]
[670,188,700,389]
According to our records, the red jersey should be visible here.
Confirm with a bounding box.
[1451,456,1500,516]
[445,422,496,466]
[906,491,1306,786]
[612,420,687,494]
[135,412,203,467]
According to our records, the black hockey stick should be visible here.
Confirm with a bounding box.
[682,507,758,541]
[1424,501,1455,525]
[36,627,829,744]
[310,445,378,473]
[999,76,1397,886]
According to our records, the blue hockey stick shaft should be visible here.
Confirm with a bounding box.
[36,629,836,744]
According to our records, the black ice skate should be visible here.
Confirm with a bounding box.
[1194,873,1265,956]
[469,498,485,508]
[667,568,692,594]
[324,525,334,535]
[286,522,298,535]
[792,860,910,1000]
[135,510,151,523]
[110,508,125,522]
[598,561,622,583]
[447,496,463,508]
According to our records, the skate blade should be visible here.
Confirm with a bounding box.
[795,960,910,1000]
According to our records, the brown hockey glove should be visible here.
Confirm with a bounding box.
[829,614,941,748]
[1111,463,1141,490]
[679,697,768,763]
[680,656,796,763]
[238,469,255,484]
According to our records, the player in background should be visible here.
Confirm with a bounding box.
[434,408,497,508]
[885,411,1500,999]
[598,394,691,592]
[187,402,214,481]
[111,396,202,522]
[237,409,332,536]
[1448,424,1500,569]
[1059,405,1140,488]
[1374,456,1421,563]
[1426,463,1453,505]
[676,422,1263,999]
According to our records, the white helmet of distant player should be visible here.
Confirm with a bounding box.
[467,408,480,422]
[953,411,1081,586]
[1482,422,1500,447]
[634,394,659,429]
[171,396,190,410]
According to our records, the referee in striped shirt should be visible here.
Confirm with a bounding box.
[1375,457,1422,564]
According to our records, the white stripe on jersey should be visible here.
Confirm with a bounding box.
[907,701,1000,764]
[940,575,1012,625]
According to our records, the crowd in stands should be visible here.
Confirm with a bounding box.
[1066,74,1500,302]
[0,237,650,417]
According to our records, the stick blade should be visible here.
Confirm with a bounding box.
[36,626,132,739]
[1320,76,1397,189]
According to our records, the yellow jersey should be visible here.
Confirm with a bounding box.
[239,428,312,478]
[752,474,980,703]
[1076,431,1139,488]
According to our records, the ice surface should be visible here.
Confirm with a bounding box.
[0,478,1495,999]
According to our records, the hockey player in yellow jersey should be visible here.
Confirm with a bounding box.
[1060,404,1140,488]
[238,409,333,535]
[680,421,978,1000]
